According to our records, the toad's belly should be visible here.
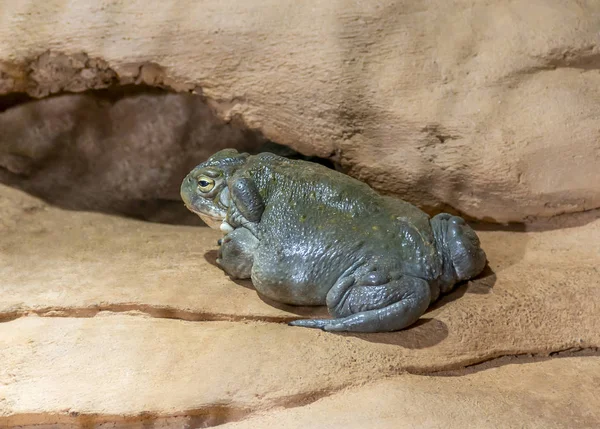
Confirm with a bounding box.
[250,257,344,305]
[249,241,359,306]
[250,274,331,306]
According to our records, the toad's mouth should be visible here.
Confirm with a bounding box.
[184,204,224,230]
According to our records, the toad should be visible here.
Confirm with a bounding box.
[181,149,486,332]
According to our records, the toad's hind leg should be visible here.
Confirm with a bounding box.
[288,272,431,333]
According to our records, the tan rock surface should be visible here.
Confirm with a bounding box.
[1,185,600,427]
[2,183,600,360]
[2,2,600,426]
[2,1,600,222]
[221,357,600,429]
[0,315,367,423]
[2,316,598,428]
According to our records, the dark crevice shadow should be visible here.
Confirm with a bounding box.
[0,405,255,429]
[428,347,600,377]
[468,208,600,232]
[470,221,527,233]
[523,208,600,232]
[0,91,34,113]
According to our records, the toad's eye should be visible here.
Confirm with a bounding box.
[197,177,215,192]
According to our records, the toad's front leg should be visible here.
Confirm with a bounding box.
[217,175,263,247]
[217,227,259,280]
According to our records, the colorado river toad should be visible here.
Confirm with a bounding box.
[181,149,487,332]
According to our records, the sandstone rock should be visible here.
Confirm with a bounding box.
[2,185,599,367]
[1,315,365,424]
[221,357,600,429]
[3,315,597,428]
[1,180,599,428]
[2,3,599,426]
[1,1,600,222]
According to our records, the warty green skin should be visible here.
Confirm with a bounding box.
[181,149,487,332]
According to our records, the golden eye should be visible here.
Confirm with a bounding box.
[197,176,215,192]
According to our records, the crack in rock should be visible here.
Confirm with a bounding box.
[1,405,254,429]
[413,347,600,377]
[0,388,345,429]
[0,305,297,325]
[2,309,599,376]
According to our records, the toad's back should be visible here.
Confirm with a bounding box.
[241,154,443,303]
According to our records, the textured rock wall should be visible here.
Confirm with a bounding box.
[1,1,599,223]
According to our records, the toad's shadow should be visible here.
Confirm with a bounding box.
[331,317,449,349]
[204,249,497,349]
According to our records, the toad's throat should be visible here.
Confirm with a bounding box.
[185,204,224,230]
[199,214,223,230]
[195,211,232,234]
